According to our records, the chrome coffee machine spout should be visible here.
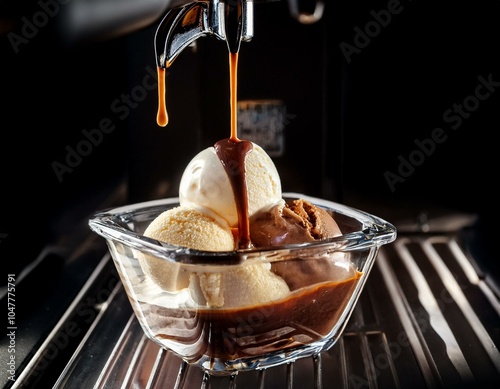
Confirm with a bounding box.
[155,0,254,69]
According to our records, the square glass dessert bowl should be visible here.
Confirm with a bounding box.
[88,192,396,376]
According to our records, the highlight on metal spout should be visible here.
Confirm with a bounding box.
[154,0,254,69]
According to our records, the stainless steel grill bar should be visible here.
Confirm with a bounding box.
[423,238,500,375]
[376,252,437,389]
[396,238,474,383]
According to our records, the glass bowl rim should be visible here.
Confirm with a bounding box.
[88,192,397,265]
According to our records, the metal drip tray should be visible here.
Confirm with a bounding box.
[7,233,500,389]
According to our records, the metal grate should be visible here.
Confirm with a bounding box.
[10,234,500,389]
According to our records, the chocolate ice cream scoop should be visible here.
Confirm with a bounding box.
[250,199,341,248]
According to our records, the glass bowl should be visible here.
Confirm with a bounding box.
[88,192,396,375]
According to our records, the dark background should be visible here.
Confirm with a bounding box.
[0,2,499,388]
[1,0,498,280]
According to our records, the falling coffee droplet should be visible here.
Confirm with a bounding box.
[157,66,168,127]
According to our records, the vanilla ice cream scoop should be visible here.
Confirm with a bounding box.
[179,143,283,228]
[144,206,235,251]
[139,206,235,291]
[189,262,290,308]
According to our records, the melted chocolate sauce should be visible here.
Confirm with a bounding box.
[147,271,362,363]
[214,138,253,249]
